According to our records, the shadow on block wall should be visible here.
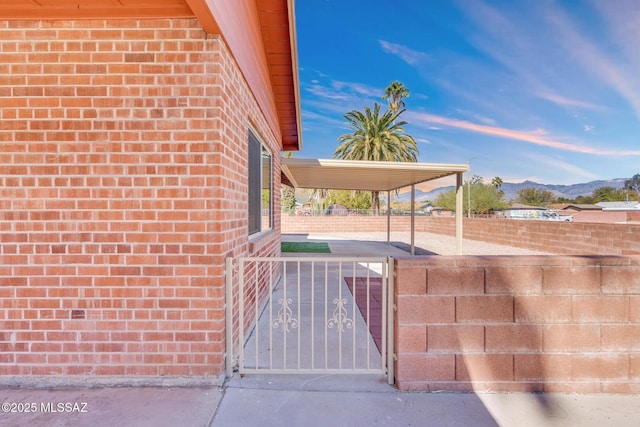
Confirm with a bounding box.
[394,255,640,396]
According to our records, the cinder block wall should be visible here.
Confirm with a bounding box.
[422,218,640,256]
[281,216,640,255]
[0,19,281,381]
[394,256,640,393]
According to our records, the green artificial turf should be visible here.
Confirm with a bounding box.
[281,241,331,253]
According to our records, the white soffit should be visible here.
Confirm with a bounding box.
[281,158,469,191]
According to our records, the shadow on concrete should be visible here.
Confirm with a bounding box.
[387,241,438,255]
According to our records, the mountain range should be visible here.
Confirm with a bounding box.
[395,178,628,204]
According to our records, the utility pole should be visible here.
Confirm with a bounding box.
[467,158,476,218]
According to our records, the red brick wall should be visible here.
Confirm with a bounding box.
[0,18,281,381]
[281,216,640,255]
[394,256,640,393]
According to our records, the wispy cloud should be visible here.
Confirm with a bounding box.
[406,111,640,156]
[379,40,429,65]
[304,78,382,104]
[300,76,387,136]
[525,152,599,180]
[453,0,639,122]
[590,0,640,71]
[545,5,640,121]
[306,84,349,101]
[331,80,381,98]
[302,77,384,120]
[301,109,346,128]
[536,92,608,112]
[454,108,497,126]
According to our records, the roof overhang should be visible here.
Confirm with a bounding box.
[0,0,302,152]
[281,158,469,191]
[186,0,303,152]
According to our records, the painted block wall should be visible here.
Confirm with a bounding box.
[281,216,640,255]
[0,18,281,382]
[394,256,640,393]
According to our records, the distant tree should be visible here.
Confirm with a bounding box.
[469,174,484,185]
[327,190,371,211]
[435,178,508,215]
[625,173,640,193]
[514,188,555,207]
[491,176,504,199]
[308,188,329,211]
[382,81,410,114]
[574,194,595,205]
[433,189,456,212]
[334,103,418,214]
[554,196,574,204]
[591,186,638,203]
[491,176,504,189]
[281,152,296,212]
[472,184,509,214]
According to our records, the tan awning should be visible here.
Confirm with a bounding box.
[281,158,469,191]
[281,157,468,255]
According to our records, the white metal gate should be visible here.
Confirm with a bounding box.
[225,256,394,384]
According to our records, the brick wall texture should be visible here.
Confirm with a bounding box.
[394,255,640,393]
[0,19,282,380]
[281,216,640,255]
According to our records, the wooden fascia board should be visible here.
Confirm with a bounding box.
[184,0,221,34]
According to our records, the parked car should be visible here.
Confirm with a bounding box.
[541,211,573,222]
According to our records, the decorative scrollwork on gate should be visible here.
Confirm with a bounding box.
[327,298,353,332]
[272,298,297,333]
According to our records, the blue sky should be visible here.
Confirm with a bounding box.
[294,0,640,187]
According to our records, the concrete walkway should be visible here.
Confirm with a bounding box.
[0,386,222,427]
[240,254,386,373]
[214,375,640,427]
[3,379,638,427]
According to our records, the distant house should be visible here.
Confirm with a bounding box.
[498,204,546,219]
[596,201,640,210]
[430,207,455,217]
[549,203,603,212]
[549,202,640,223]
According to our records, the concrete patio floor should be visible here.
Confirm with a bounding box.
[282,231,555,256]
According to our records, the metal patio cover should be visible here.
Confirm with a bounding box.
[281,158,469,192]
[281,157,469,255]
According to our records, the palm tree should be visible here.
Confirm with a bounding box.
[491,176,503,189]
[308,188,329,213]
[382,81,410,114]
[491,176,504,200]
[333,102,418,213]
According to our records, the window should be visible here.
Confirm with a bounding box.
[248,130,272,235]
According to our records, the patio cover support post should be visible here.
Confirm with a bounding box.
[411,184,415,255]
[456,172,464,255]
[387,190,391,243]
